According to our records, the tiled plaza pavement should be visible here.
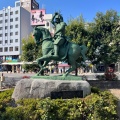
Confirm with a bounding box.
[109,89,120,119]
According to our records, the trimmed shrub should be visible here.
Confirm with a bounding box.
[0,89,15,119]
[0,89,118,120]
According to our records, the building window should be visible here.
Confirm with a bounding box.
[15,17,18,21]
[0,48,3,52]
[10,32,13,36]
[0,41,2,44]
[10,18,13,22]
[5,19,8,23]
[0,14,3,17]
[5,33,8,36]
[10,39,13,43]
[9,47,13,51]
[0,27,2,30]
[4,47,8,52]
[15,24,18,28]
[5,26,8,29]
[0,34,2,37]
[10,12,13,15]
[5,40,7,44]
[5,13,8,16]
[15,46,18,51]
[10,25,13,29]
[15,32,18,35]
[16,2,20,7]
[0,20,2,24]
[15,39,18,42]
[15,10,18,14]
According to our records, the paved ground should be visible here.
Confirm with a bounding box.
[109,89,120,119]
[110,89,120,99]
[0,71,120,79]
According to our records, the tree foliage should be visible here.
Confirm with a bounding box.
[21,34,42,62]
[89,10,120,66]
[21,34,42,71]
[66,10,120,68]
[66,15,88,45]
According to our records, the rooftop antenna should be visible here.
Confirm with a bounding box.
[58,10,62,16]
[36,0,41,2]
[58,10,61,14]
[42,4,45,9]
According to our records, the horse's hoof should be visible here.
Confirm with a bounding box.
[36,73,39,76]
[36,59,39,62]
[62,74,67,77]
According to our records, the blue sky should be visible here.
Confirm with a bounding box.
[0,0,120,22]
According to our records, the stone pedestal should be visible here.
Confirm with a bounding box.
[12,79,91,101]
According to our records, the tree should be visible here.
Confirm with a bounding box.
[87,10,120,69]
[66,16,88,45]
[21,34,42,72]
[21,34,42,62]
[66,10,120,73]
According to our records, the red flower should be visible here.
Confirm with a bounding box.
[22,76,30,79]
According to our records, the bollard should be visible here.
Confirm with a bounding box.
[0,73,5,89]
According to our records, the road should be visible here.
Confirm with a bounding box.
[0,71,120,80]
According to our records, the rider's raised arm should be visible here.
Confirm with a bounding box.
[51,13,57,26]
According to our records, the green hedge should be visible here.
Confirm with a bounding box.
[0,89,119,120]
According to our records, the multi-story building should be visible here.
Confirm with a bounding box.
[0,0,55,72]
[15,1,54,34]
[15,0,39,12]
[43,14,55,35]
[0,6,32,66]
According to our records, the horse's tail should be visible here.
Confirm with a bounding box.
[80,44,88,61]
[80,44,88,54]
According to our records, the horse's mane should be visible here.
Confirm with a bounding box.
[36,26,52,38]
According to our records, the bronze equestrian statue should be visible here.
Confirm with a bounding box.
[33,12,87,77]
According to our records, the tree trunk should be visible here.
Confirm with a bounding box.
[75,68,78,76]
[104,63,109,72]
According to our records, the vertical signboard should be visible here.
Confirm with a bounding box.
[31,9,46,25]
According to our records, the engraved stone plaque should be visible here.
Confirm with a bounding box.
[51,90,83,99]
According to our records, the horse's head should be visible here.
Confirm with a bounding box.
[33,27,52,45]
[33,26,42,45]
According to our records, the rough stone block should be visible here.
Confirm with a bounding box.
[12,79,91,101]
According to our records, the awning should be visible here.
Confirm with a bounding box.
[58,64,70,67]
[1,62,34,65]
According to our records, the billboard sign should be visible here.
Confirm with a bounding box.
[5,57,18,62]
[31,9,46,25]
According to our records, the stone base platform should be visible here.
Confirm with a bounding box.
[12,79,91,101]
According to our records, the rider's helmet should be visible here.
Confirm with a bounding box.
[55,14,63,23]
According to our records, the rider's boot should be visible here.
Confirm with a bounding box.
[53,45,59,58]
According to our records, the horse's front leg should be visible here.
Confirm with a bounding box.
[36,57,50,76]
[39,61,50,75]
[42,60,50,68]
[36,59,44,76]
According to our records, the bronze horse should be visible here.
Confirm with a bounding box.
[33,26,87,77]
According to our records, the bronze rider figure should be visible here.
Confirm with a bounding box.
[51,12,67,58]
